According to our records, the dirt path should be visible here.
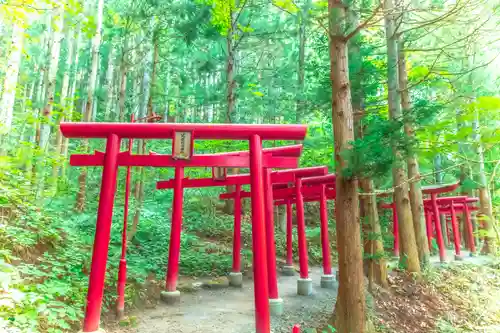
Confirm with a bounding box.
[123,266,336,333]
[111,250,492,333]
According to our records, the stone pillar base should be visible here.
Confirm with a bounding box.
[160,290,181,304]
[454,254,464,261]
[297,277,313,296]
[320,274,335,289]
[269,298,284,316]
[228,272,243,287]
[282,265,295,276]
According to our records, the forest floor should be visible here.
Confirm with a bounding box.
[106,250,500,333]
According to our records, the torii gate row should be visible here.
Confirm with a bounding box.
[156,166,329,315]
[380,195,478,260]
[60,121,307,333]
[378,182,461,262]
[219,173,337,296]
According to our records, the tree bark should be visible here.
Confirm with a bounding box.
[0,21,25,137]
[348,8,388,289]
[39,9,64,152]
[328,1,366,332]
[75,0,104,211]
[51,26,75,188]
[384,0,420,274]
[104,37,117,121]
[472,110,496,254]
[397,38,430,266]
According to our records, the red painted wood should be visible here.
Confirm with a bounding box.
[295,178,309,279]
[319,185,332,275]
[392,205,399,257]
[301,173,336,185]
[463,202,476,253]
[450,204,461,257]
[71,151,298,169]
[60,122,307,140]
[264,168,279,300]
[249,135,270,333]
[232,185,242,272]
[431,193,446,262]
[83,134,120,332]
[165,167,184,291]
[116,135,132,316]
[286,200,293,266]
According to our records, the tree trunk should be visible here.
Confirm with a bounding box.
[384,0,420,274]
[0,21,25,139]
[472,110,496,254]
[295,1,309,124]
[118,43,128,123]
[51,26,75,189]
[397,38,430,266]
[75,0,104,211]
[348,8,388,289]
[129,30,155,242]
[223,4,239,214]
[328,1,365,332]
[39,9,64,152]
[104,37,117,121]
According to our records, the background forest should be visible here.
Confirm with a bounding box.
[0,0,499,332]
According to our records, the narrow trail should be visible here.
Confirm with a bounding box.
[115,267,336,333]
[111,251,491,333]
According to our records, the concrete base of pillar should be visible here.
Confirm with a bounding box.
[228,272,243,287]
[454,254,464,261]
[160,290,181,304]
[269,298,284,316]
[282,265,295,276]
[297,277,313,296]
[320,274,335,289]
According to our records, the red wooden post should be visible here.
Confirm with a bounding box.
[392,204,399,258]
[249,135,271,333]
[319,184,334,288]
[463,202,476,254]
[295,178,312,296]
[425,209,433,250]
[450,203,462,259]
[116,135,133,319]
[264,168,282,314]
[161,166,184,304]
[229,184,243,287]
[284,200,295,275]
[83,133,120,332]
[292,325,300,333]
[431,193,446,262]
[232,184,242,273]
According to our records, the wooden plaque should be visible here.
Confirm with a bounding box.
[172,131,193,160]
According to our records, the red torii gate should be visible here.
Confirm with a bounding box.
[221,173,336,296]
[158,166,327,314]
[60,122,307,333]
[423,196,479,259]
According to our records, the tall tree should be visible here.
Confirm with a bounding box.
[328,0,365,331]
[397,36,430,265]
[0,14,25,137]
[75,0,105,211]
[384,0,420,274]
